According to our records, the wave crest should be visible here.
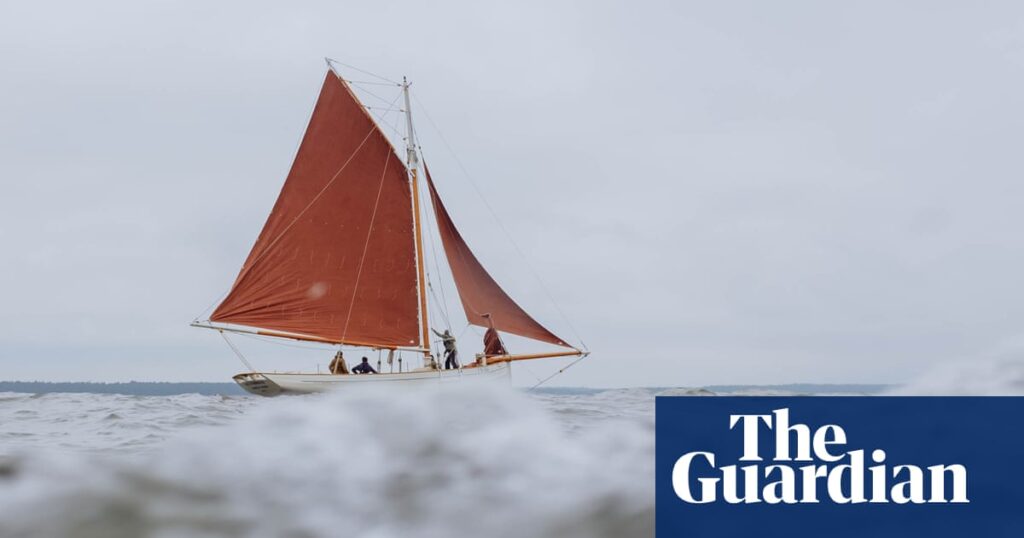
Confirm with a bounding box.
[0,384,653,538]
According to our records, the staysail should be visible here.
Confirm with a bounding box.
[425,165,571,347]
[211,70,421,348]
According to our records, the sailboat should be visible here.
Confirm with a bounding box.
[192,61,587,396]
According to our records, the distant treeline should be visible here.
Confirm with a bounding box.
[704,384,891,395]
[0,382,891,397]
[535,384,890,395]
[0,381,246,396]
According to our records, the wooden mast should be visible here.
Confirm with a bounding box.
[404,78,432,361]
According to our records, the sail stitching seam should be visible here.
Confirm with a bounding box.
[233,91,405,287]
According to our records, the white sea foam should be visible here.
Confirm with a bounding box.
[6,357,1009,538]
[0,385,653,538]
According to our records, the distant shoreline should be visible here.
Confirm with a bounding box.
[0,381,890,397]
[0,381,246,396]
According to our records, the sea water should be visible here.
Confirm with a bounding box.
[0,358,1019,538]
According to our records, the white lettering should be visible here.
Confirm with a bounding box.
[672,451,718,503]
[671,409,969,506]
[730,414,772,461]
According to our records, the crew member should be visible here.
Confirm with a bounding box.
[329,351,349,374]
[352,356,377,374]
[432,328,459,369]
[483,327,507,357]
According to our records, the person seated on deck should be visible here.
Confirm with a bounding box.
[329,351,349,375]
[352,356,378,374]
[483,327,507,357]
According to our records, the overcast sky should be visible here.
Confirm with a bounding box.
[2,1,1023,386]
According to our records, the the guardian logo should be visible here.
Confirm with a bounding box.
[672,408,969,505]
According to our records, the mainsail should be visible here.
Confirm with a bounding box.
[211,71,421,348]
[425,165,571,348]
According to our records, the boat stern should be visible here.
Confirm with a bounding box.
[233,372,283,397]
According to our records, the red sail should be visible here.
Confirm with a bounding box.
[212,71,420,348]
[425,166,570,348]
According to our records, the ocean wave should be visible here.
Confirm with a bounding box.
[0,392,255,454]
[0,384,653,538]
[890,356,1024,395]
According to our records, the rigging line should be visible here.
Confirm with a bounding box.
[412,94,588,351]
[352,84,404,108]
[420,242,443,329]
[360,88,405,151]
[380,107,407,148]
[366,108,404,146]
[415,140,516,324]
[456,322,475,343]
[528,354,588,391]
[365,105,404,113]
[220,331,257,372]
[520,363,544,384]
[419,193,449,332]
[331,68,407,167]
[409,144,454,336]
[236,332,338,351]
[421,172,454,329]
[460,322,483,341]
[344,79,400,87]
[417,154,491,321]
[233,90,404,285]
[427,280,451,329]
[340,145,393,343]
[325,58,400,85]
[425,257,452,330]
[194,288,229,322]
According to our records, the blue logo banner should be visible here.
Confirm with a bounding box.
[656,397,1024,537]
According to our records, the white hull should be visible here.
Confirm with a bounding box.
[233,362,511,396]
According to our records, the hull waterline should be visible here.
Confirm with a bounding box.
[233,362,512,396]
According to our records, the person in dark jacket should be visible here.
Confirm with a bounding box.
[432,328,459,369]
[352,356,377,374]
